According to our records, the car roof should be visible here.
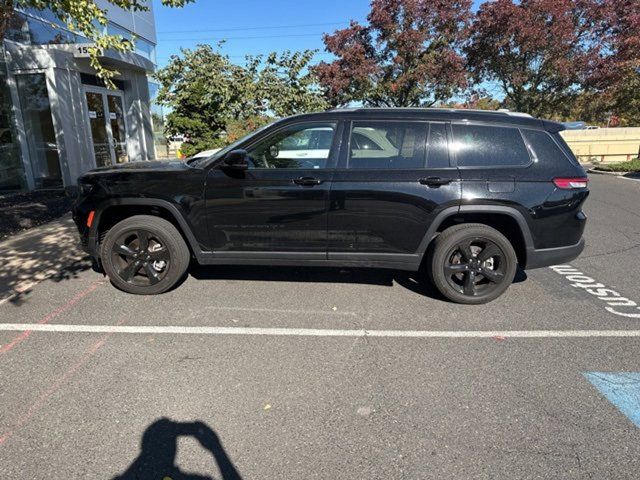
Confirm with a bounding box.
[278,107,564,132]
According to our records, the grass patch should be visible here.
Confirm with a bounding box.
[593,158,640,172]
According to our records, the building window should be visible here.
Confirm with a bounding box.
[108,22,156,63]
[15,73,63,189]
[6,9,89,46]
[135,37,156,63]
[0,55,26,192]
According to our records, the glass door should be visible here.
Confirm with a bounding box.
[107,94,128,163]
[85,91,111,167]
[84,89,129,167]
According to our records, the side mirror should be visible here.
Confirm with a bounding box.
[222,149,249,170]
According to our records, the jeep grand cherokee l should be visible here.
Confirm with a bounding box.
[73,108,589,304]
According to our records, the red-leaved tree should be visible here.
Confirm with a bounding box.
[586,0,640,125]
[315,0,472,107]
[589,0,640,86]
[465,0,610,118]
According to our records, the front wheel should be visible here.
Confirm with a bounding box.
[101,215,190,295]
[430,223,518,304]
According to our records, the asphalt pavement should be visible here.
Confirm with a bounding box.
[1,173,639,479]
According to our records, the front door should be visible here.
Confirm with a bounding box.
[204,121,340,256]
[84,88,129,167]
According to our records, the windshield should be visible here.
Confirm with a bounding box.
[187,120,277,167]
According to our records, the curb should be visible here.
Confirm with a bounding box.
[587,168,630,176]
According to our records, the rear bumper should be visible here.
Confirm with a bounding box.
[525,238,585,270]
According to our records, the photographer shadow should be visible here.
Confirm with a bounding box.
[113,418,241,480]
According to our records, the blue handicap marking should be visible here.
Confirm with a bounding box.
[584,372,640,428]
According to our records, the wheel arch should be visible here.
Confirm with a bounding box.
[92,199,202,261]
[419,205,534,267]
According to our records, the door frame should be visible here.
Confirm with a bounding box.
[82,85,128,168]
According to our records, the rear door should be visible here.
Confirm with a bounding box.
[328,119,461,263]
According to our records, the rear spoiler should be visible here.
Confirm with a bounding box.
[541,119,566,133]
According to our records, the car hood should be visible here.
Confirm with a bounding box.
[88,160,189,174]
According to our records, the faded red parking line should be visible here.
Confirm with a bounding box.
[0,319,122,446]
[0,282,101,356]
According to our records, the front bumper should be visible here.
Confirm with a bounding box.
[525,238,585,270]
[72,204,99,259]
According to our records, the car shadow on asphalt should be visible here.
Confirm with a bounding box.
[189,264,527,302]
[112,418,242,480]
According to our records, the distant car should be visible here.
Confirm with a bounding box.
[190,148,221,160]
[562,122,587,130]
[585,125,600,130]
[74,108,589,304]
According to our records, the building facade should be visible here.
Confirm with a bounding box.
[0,1,157,193]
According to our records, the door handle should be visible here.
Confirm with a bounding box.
[419,177,453,187]
[293,177,322,186]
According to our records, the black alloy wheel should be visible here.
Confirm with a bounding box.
[111,230,170,286]
[101,215,190,295]
[443,238,506,297]
[431,223,518,304]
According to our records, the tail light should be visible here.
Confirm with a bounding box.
[553,177,589,189]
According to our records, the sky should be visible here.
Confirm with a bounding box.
[152,0,371,68]
[152,0,485,68]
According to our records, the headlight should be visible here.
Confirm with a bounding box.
[78,181,95,196]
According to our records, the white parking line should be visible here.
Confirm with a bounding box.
[2,323,640,338]
[205,306,358,317]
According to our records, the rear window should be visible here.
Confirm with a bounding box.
[452,124,530,167]
[521,129,576,165]
[552,132,581,166]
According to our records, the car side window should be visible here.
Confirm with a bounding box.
[246,122,337,169]
[452,124,530,167]
[520,129,564,164]
[348,121,427,169]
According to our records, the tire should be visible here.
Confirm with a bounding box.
[430,223,517,304]
[100,215,190,295]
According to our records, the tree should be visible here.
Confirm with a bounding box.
[155,45,328,157]
[438,92,502,110]
[258,50,328,117]
[465,0,607,118]
[569,70,640,127]
[587,0,640,89]
[315,0,471,107]
[582,0,640,125]
[0,0,194,86]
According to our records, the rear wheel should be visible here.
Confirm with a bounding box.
[431,223,517,304]
[101,215,189,295]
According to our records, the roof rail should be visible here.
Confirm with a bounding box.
[329,106,533,117]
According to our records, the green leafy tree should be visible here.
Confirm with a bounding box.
[0,0,194,86]
[155,45,328,157]
[258,50,329,117]
[567,71,640,127]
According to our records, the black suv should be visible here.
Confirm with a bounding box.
[73,108,588,304]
